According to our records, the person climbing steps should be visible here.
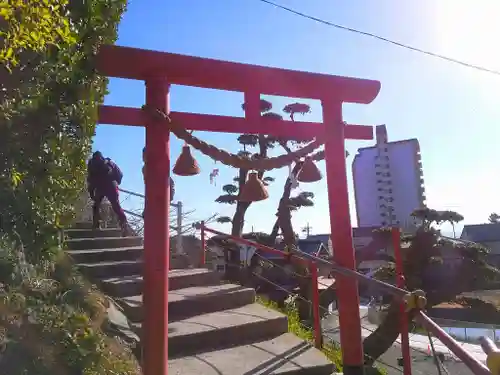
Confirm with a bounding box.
[87,151,132,236]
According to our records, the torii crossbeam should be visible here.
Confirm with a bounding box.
[97,44,381,375]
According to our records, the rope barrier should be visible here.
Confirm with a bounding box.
[142,105,329,171]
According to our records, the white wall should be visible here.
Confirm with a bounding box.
[353,150,380,227]
[388,140,424,227]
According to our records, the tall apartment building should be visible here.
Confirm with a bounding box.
[352,125,425,230]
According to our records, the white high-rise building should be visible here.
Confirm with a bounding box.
[352,125,426,230]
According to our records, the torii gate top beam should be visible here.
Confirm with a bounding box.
[97,45,380,104]
[97,45,380,141]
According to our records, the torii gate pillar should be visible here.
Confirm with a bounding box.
[143,78,171,375]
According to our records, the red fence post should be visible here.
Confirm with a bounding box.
[143,79,171,375]
[309,260,322,349]
[322,100,364,375]
[200,221,206,266]
[392,227,412,375]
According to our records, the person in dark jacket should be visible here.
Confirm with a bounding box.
[87,151,129,233]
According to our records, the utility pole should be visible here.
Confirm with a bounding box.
[302,222,312,237]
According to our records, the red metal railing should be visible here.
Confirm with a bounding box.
[197,222,495,375]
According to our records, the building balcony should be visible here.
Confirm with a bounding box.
[378,198,394,205]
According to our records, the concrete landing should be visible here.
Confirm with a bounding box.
[168,332,334,375]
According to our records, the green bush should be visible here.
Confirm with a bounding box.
[0,0,139,373]
[1,0,127,261]
[0,0,76,69]
[0,236,141,374]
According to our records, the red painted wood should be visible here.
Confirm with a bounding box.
[97,45,380,104]
[98,105,374,140]
[143,79,171,375]
[322,100,364,369]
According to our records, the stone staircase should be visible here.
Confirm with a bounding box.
[65,222,336,375]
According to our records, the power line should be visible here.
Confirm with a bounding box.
[256,0,500,76]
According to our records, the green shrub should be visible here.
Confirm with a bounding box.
[1,0,127,261]
[0,236,141,374]
[0,0,138,373]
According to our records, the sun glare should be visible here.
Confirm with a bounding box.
[433,0,500,68]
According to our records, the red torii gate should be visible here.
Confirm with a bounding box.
[96,44,381,375]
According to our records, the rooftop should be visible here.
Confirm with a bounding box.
[461,223,500,243]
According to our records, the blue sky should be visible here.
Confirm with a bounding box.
[93,0,500,237]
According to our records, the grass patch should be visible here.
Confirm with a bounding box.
[256,295,343,371]
[256,295,388,375]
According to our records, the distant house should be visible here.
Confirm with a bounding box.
[307,227,382,251]
[205,234,331,273]
[460,223,500,266]
[306,227,392,273]
[296,239,330,258]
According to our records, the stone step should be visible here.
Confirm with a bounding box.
[133,303,288,357]
[100,274,143,297]
[168,268,221,290]
[119,283,255,322]
[67,246,143,264]
[101,268,220,297]
[66,236,143,250]
[73,221,95,230]
[65,227,123,239]
[167,332,335,375]
[73,221,119,230]
[78,260,142,279]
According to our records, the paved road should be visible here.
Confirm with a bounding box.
[321,307,485,375]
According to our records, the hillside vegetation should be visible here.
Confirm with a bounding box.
[0,1,142,373]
